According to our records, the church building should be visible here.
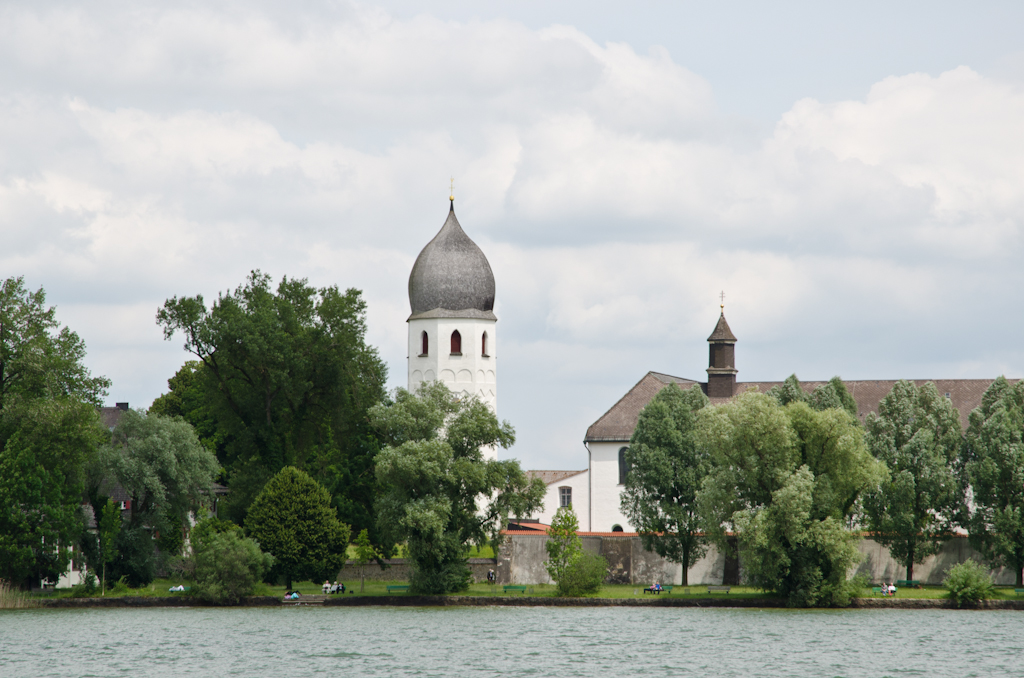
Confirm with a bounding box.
[406,198,1003,534]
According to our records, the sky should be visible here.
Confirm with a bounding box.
[3,0,1024,470]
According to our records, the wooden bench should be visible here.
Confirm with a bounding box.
[642,586,673,594]
[872,587,883,596]
[1014,589,1024,596]
[385,585,410,594]
[503,585,528,594]
[896,580,920,588]
[707,586,731,594]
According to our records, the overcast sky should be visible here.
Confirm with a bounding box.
[3,0,1024,470]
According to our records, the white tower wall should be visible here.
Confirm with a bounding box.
[408,316,498,426]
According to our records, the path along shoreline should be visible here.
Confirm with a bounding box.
[33,595,1024,610]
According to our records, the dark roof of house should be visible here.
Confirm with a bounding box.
[584,372,1011,443]
[707,312,737,342]
[99,403,130,429]
[526,469,587,486]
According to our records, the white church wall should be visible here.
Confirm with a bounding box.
[408,317,497,412]
[587,441,633,532]
[533,470,590,529]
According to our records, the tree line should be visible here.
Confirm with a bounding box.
[621,374,1024,606]
[0,273,543,597]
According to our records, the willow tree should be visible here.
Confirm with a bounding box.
[961,377,1024,586]
[863,381,961,582]
[699,392,885,607]
[620,383,709,585]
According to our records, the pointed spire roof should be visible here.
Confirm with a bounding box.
[708,312,737,342]
[408,200,496,320]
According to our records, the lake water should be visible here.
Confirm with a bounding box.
[1,605,1022,677]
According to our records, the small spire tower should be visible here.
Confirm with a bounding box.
[706,293,738,398]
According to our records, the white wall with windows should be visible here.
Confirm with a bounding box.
[587,441,633,532]
[533,470,590,529]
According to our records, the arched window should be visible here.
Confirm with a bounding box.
[611,524,624,532]
[618,447,630,485]
[450,330,462,355]
[481,331,488,357]
[420,331,428,356]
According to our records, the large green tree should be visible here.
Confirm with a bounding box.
[767,374,858,418]
[862,381,962,582]
[95,409,219,586]
[0,398,106,588]
[245,466,351,588]
[0,276,110,411]
[961,377,1024,586]
[371,382,545,594]
[620,383,709,585]
[156,271,387,532]
[699,392,884,607]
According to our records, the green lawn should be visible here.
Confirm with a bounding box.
[858,585,1023,600]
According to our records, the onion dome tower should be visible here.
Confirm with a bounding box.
[407,196,498,432]
[706,299,738,398]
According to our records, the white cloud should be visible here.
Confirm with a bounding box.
[0,1,1022,469]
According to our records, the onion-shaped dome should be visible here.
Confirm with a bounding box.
[408,201,496,320]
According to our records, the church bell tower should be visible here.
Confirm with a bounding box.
[706,300,737,398]
[406,196,498,456]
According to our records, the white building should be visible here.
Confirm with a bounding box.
[407,198,498,459]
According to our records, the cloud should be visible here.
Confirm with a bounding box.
[0,1,1022,470]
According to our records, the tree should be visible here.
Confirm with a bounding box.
[353,528,377,593]
[961,377,1024,586]
[371,382,546,594]
[620,383,709,585]
[0,398,106,589]
[156,271,387,536]
[767,374,858,418]
[244,466,351,588]
[699,393,884,607]
[191,519,274,604]
[862,381,962,582]
[95,409,219,586]
[545,504,582,586]
[0,276,110,411]
[97,498,121,596]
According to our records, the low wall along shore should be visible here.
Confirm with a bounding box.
[339,535,1017,587]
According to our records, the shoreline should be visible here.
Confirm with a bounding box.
[31,595,1024,610]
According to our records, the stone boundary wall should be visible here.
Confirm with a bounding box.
[336,558,496,583]
[498,533,1015,586]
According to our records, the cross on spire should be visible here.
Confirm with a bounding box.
[719,290,726,310]
[449,176,454,201]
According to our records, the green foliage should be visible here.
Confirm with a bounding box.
[699,393,884,607]
[156,271,388,536]
[961,377,1024,586]
[545,505,582,586]
[863,381,961,581]
[0,399,106,589]
[557,551,607,597]
[767,375,858,418]
[110,526,156,588]
[943,559,995,608]
[98,498,121,594]
[0,276,110,411]
[621,383,709,585]
[372,382,545,594]
[353,528,377,592]
[192,521,274,604]
[244,466,351,588]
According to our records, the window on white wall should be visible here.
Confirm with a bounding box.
[559,486,571,508]
[451,330,462,355]
[481,331,488,357]
[420,331,428,356]
[618,447,629,485]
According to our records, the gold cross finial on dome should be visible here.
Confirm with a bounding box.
[720,290,725,310]
[449,176,454,202]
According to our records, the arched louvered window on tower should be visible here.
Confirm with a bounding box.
[420,331,428,356]
[481,331,488,357]
[618,447,630,485]
[450,330,462,355]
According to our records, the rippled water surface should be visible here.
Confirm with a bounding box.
[2,605,1023,677]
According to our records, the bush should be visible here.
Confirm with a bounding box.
[944,560,995,608]
[192,529,274,604]
[556,552,607,597]
[68,572,98,598]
